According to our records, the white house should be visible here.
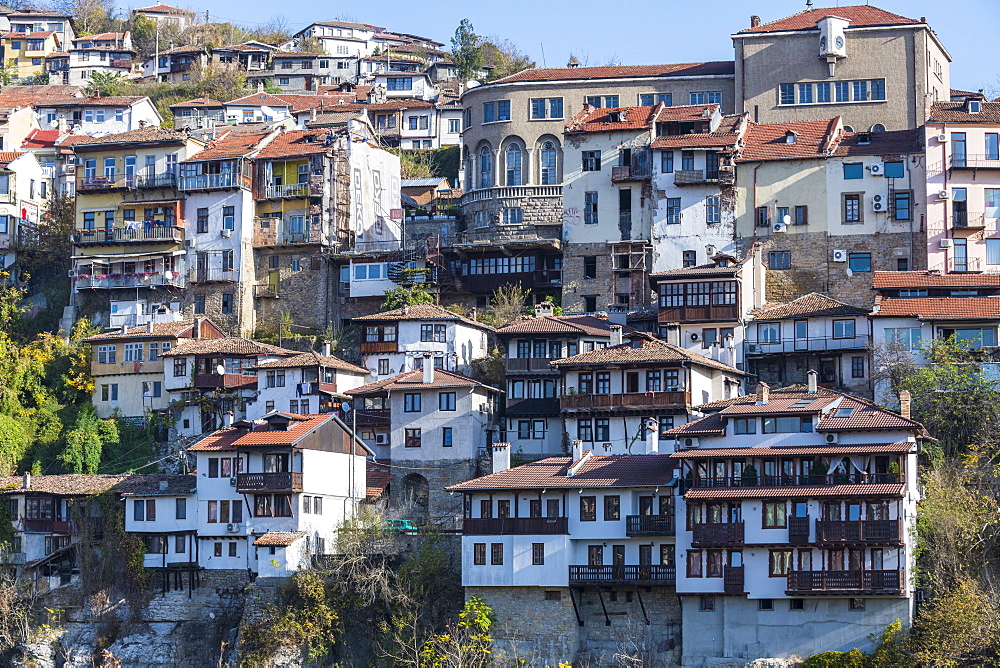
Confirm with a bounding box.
[667,378,922,664]
[186,411,372,576]
[251,347,370,419]
[446,447,680,666]
[0,150,46,269]
[119,474,198,570]
[352,303,493,378]
[51,31,137,85]
[34,96,161,136]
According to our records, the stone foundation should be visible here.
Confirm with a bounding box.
[390,457,484,524]
[254,248,335,332]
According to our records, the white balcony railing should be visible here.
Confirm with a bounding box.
[745,335,871,355]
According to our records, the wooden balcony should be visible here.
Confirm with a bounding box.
[658,304,739,324]
[462,517,568,535]
[687,473,903,490]
[193,373,258,390]
[22,518,71,533]
[786,569,904,595]
[235,472,303,493]
[691,521,744,547]
[505,357,557,373]
[788,515,811,545]
[815,519,902,545]
[360,341,398,354]
[625,515,675,536]
[723,565,744,594]
[560,391,689,410]
[568,565,676,587]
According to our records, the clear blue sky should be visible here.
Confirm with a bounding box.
[190,0,997,93]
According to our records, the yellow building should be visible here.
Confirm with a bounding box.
[71,126,206,328]
[3,30,61,78]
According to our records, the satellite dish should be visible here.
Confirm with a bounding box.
[466,80,480,88]
[341,400,352,412]
[216,364,225,375]
[783,214,792,225]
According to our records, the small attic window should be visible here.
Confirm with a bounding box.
[784,131,797,145]
[608,110,626,123]
[834,408,855,418]
[968,100,982,114]
[790,398,813,409]
[631,339,643,348]
[857,132,872,145]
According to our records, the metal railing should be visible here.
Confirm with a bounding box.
[265,183,310,198]
[675,170,721,185]
[179,173,239,190]
[460,185,562,205]
[449,225,562,247]
[462,517,568,535]
[744,335,871,354]
[75,272,185,289]
[954,211,987,229]
[611,164,652,181]
[568,565,676,586]
[951,154,1000,170]
[136,173,177,188]
[72,226,183,244]
[625,515,675,536]
[191,268,238,283]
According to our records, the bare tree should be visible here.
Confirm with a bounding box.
[489,283,529,327]
[0,569,39,658]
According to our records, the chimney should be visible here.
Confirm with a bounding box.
[147,320,155,334]
[422,352,434,384]
[158,479,169,491]
[571,439,583,462]
[535,301,554,318]
[898,390,912,419]
[750,15,761,28]
[645,417,659,454]
[223,412,234,429]
[22,472,30,489]
[606,303,628,327]
[192,318,201,338]
[492,442,511,473]
[470,307,477,321]
[807,369,818,393]
[57,115,67,133]
[322,341,331,357]
[609,325,623,347]
[756,382,770,404]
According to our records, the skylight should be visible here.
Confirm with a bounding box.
[834,408,855,419]
[790,398,813,409]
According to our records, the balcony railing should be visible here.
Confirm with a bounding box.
[22,518,71,533]
[235,471,303,493]
[560,391,689,410]
[745,335,871,355]
[179,173,241,191]
[951,154,1000,170]
[611,164,652,182]
[786,569,904,595]
[723,565,744,594]
[254,284,279,298]
[949,256,982,273]
[789,515,811,545]
[568,565,676,587]
[264,183,310,198]
[352,408,391,426]
[360,341,398,354]
[460,185,562,205]
[193,373,257,390]
[191,268,238,283]
[135,173,177,188]
[448,225,562,248]
[505,397,560,416]
[110,59,133,69]
[506,358,556,372]
[72,226,183,245]
[75,271,186,290]
[674,170,722,185]
[691,521,744,546]
[625,514,675,536]
[686,473,903,489]
[462,517,568,535]
[815,519,902,544]
[78,176,130,191]
[954,211,987,230]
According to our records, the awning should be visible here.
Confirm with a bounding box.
[119,199,182,206]
[72,249,186,261]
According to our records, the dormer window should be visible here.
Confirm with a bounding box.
[630,339,643,348]
[969,100,982,114]
[834,408,855,418]
[857,132,872,145]
[784,131,797,145]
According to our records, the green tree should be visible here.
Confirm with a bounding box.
[450,19,484,82]
[382,286,434,311]
[85,71,129,97]
[482,37,535,80]
[487,282,529,327]
[418,596,493,668]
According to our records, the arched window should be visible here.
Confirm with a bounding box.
[540,141,557,185]
[871,124,886,132]
[505,143,522,186]
[843,125,855,133]
[479,146,492,189]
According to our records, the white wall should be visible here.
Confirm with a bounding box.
[388,384,493,462]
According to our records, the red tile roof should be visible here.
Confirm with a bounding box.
[756,293,868,320]
[718,397,832,415]
[684,483,905,499]
[162,337,294,357]
[834,129,923,156]
[170,96,222,108]
[737,6,920,34]
[928,101,1000,124]
[650,260,742,279]
[0,151,23,163]
[75,126,188,146]
[252,350,368,375]
[21,129,60,148]
[84,318,216,342]
[816,399,922,431]
[352,303,492,330]
[188,413,336,450]
[0,473,131,495]
[447,454,676,490]
[738,118,841,162]
[226,92,292,108]
[670,442,914,459]
[670,414,725,436]
[551,336,745,374]
[490,62,735,84]
[38,96,147,107]
[184,129,272,161]
[497,315,617,337]
[78,32,129,41]
[873,297,1000,320]
[3,30,55,39]
[366,461,392,500]
[254,129,338,159]
[347,368,497,395]
[650,113,746,149]
[873,271,1000,289]
[696,384,846,411]
[564,105,658,134]
[253,531,306,547]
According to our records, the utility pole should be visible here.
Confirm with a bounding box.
[204,10,210,24]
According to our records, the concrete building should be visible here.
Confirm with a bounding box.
[143,45,208,84]
[119,474,199,571]
[20,128,92,197]
[447,449,681,666]
[133,4,197,31]
[50,32,137,86]
[0,8,75,46]
[351,303,492,378]
[667,380,923,664]
[251,348,370,419]
[169,95,225,129]
[34,96,162,136]
[2,29,62,79]
[924,98,1000,273]
[0,150,47,270]
[346,365,499,520]
[732,5,951,131]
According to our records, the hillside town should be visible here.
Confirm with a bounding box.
[0,2,996,666]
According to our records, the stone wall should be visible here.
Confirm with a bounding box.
[469,585,681,667]
[391,457,484,525]
[254,248,335,332]
[561,241,618,314]
[460,192,563,228]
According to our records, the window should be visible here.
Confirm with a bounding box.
[850,356,865,378]
[221,293,233,314]
[478,146,492,189]
[441,427,453,448]
[405,428,421,448]
[585,95,619,108]
[756,206,770,227]
[193,294,205,315]
[97,345,116,364]
[473,543,486,565]
[666,198,681,224]
[699,595,715,611]
[386,77,412,90]
[769,549,794,576]
[661,150,674,173]
[779,84,795,105]
[404,394,421,412]
[706,196,720,224]
[769,251,791,270]
[595,418,610,441]
[707,550,723,577]
[733,418,755,435]
[420,323,447,342]
[892,191,911,221]
[439,392,456,411]
[848,252,871,272]
[690,92,721,105]
[539,141,558,184]
[885,327,922,351]
[173,358,187,377]
[758,598,774,611]
[582,151,601,171]
[530,97,563,119]
[794,205,808,226]
[532,543,544,565]
[448,118,461,134]
[175,498,186,520]
[763,502,786,528]
[763,416,813,433]
[124,342,144,362]
[580,496,596,521]
[502,207,523,225]
[491,543,504,565]
[483,102,495,123]
[843,194,862,223]
[639,93,672,106]
[843,163,863,180]
[505,143,522,185]
[583,191,598,224]
[687,550,703,577]
[497,100,510,121]
[882,160,905,178]
[604,495,620,521]
[833,320,855,339]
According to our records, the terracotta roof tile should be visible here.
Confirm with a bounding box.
[490,62,735,84]
[3,30,55,39]
[695,384,846,411]
[447,454,676,490]
[137,4,196,14]
[756,292,868,320]
[188,413,334,451]
[352,303,492,330]
[738,118,841,162]
[650,113,746,149]
[0,473,131,495]
[226,91,292,107]
[873,271,1000,289]
[170,96,223,108]
[254,130,337,159]
[162,337,295,357]
[116,474,196,496]
[718,397,833,415]
[253,531,306,547]
[183,129,271,161]
[737,6,920,34]
[670,413,725,436]
[816,398,923,431]
[252,350,368,375]
[84,318,206,342]
[650,260,742,279]
[669,442,914,459]
[347,368,497,395]
[684,484,905,499]
[0,151,23,163]
[77,32,129,41]
[564,105,658,133]
[551,336,746,374]
[366,461,392,500]
[497,315,617,337]
[38,96,147,107]
[834,129,923,156]
[873,297,1000,320]
[75,126,189,147]
[928,101,1000,124]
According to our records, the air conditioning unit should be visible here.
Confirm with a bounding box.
[683,437,700,449]
[229,476,237,486]
[939,238,953,249]
[772,222,787,233]
[869,163,884,175]
[937,133,947,143]
[873,200,885,212]
[67,269,77,278]
[833,249,848,262]
[375,434,387,445]
[185,239,197,248]
[226,523,242,533]
[825,433,839,444]
[221,229,232,238]
[690,332,700,342]
[938,190,950,200]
